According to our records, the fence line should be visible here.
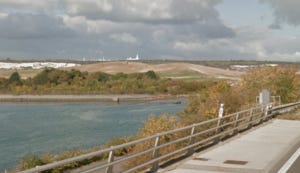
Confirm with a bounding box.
[19,101,300,173]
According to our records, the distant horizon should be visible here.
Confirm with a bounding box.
[0,57,299,63]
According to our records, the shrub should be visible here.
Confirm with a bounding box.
[145,70,159,80]
[239,66,300,104]
[104,136,136,156]
[180,66,300,126]
[19,154,44,170]
[8,72,22,85]
[125,114,183,170]
[33,69,51,85]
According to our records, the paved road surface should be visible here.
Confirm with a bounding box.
[279,148,300,173]
[287,155,300,173]
[161,119,300,173]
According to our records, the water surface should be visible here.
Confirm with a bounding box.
[0,99,186,171]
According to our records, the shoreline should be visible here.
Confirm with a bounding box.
[0,94,187,103]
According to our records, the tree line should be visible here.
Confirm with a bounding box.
[0,68,214,95]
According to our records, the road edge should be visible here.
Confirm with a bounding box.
[265,128,300,173]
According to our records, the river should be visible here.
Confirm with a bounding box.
[0,99,186,171]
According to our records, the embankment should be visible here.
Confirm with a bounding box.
[0,94,186,103]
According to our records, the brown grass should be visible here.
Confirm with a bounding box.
[277,108,300,121]
[0,69,42,79]
[0,61,244,80]
[67,61,244,80]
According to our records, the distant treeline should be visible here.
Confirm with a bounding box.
[0,68,215,95]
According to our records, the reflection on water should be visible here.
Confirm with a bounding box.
[78,111,101,121]
[0,99,186,171]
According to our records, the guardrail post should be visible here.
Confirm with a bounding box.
[279,96,281,105]
[106,147,114,173]
[248,108,254,128]
[214,118,222,143]
[215,118,221,134]
[150,136,160,172]
[233,113,240,134]
[187,126,196,155]
[264,105,271,121]
[259,106,265,124]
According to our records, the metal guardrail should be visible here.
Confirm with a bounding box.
[19,101,300,173]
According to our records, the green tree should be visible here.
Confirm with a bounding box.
[145,70,159,80]
[93,72,110,83]
[8,71,22,85]
[33,69,50,85]
[112,72,128,80]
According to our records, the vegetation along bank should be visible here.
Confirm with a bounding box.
[10,65,300,172]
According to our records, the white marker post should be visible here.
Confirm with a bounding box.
[218,103,224,119]
[216,104,224,135]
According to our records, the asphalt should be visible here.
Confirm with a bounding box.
[160,119,300,173]
[287,155,300,173]
[278,147,300,173]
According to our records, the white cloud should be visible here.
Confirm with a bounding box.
[110,33,138,44]
[0,13,74,39]
[0,0,299,61]
[64,0,221,24]
[0,0,59,11]
[171,26,288,60]
[62,15,88,33]
[257,52,300,61]
[64,0,172,21]
[174,41,208,52]
[260,0,300,26]
[0,0,52,6]
[66,0,113,14]
[295,51,300,56]
[0,12,8,18]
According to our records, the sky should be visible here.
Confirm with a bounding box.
[0,0,300,61]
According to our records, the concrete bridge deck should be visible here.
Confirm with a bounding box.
[161,119,300,173]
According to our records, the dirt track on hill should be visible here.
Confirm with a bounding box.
[68,62,244,79]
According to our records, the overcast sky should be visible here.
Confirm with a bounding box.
[0,0,300,61]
